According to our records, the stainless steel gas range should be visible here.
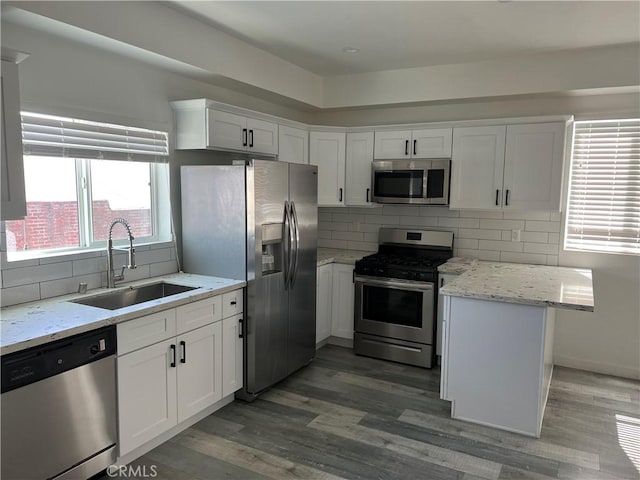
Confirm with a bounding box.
[353,228,454,368]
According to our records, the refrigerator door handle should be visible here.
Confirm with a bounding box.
[283,200,291,290]
[287,201,296,288]
[290,201,300,287]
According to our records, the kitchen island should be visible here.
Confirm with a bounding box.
[439,261,594,437]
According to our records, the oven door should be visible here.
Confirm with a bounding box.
[354,275,434,345]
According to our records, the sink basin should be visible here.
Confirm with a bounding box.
[71,282,198,310]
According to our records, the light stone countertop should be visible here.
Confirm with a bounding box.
[440,261,594,311]
[0,273,245,356]
[317,248,372,266]
[438,257,478,275]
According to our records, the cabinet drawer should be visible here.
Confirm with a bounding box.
[222,289,243,317]
[176,296,222,335]
[117,309,177,355]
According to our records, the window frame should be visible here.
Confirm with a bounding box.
[563,118,640,257]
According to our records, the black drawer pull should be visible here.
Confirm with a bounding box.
[239,318,244,338]
[413,139,417,155]
[170,344,176,368]
[366,188,370,202]
[405,140,409,155]
[495,189,499,206]
[230,300,237,305]
[505,189,510,206]
[180,340,186,364]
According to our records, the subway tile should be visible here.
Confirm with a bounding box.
[150,260,179,277]
[2,262,73,288]
[1,255,40,270]
[119,264,151,283]
[399,216,438,227]
[354,223,381,233]
[548,233,560,244]
[500,251,547,265]
[549,212,562,221]
[454,238,479,250]
[438,217,461,228]
[39,250,102,265]
[40,273,102,300]
[503,211,550,221]
[332,231,364,242]
[323,222,349,231]
[73,257,106,276]
[456,248,500,261]
[546,255,559,266]
[457,228,502,240]
[382,205,420,216]
[459,210,503,219]
[421,207,459,217]
[521,231,549,243]
[363,232,378,243]
[318,212,332,222]
[478,240,524,252]
[333,213,366,223]
[318,238,348,249]
[524,242,560,255]
[364,215,399,225]
[136,248,174,265]
[525,220,560,233]
[347,241,377,252]
[479,219,525,230]
[0,283,40,307]
[318,231,332,240]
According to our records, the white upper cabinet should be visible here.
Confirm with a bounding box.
[374,128,452,159]
[450,123,566,211]
[450,126,506,210]
[1,58,27,220]
[278,125,308,164]
[345,132,374,206]
[172,101,278,155]
[502,123,565,211]
[309,131,346,207]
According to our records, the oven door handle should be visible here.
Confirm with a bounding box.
[354,275,434,292]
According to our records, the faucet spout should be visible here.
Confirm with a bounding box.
[107,218,136,288]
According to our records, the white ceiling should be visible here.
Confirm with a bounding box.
[168,1,640,76]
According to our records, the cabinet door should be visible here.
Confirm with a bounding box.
[117,339,177,456]
[412,128,453,158]
[450,126,506,210]
[373,130,411,159]
[176,296,222,335]
[247,118,278,155]
[503,123,566,211]
[436,273,458,357]
[1,60,26,220]
[206,109,247,151]
[176,322,222,423]
[222,314,244,397]
[345,132,374,206]
[331,264,354,339]
[316,264,333,343]
[309,131,346,206]
[278,125,308,164]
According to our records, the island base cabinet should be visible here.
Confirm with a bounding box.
[441,296,554,437]
[222,314,244,397]
[117,339,177,456]
[177,322,223,423]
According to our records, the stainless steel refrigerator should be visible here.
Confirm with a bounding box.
[180,160,318,399]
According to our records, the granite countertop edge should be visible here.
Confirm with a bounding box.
[317,248,372,266]
[0,273,246,356]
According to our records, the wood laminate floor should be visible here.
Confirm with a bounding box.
[127,346,640,479]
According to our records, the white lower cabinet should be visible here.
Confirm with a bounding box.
[316,264,333,343]
[176,322,223,423]
[117,289,243,457]
[331,264,355,340]
[436,273,458,357]
[222,314,244,397]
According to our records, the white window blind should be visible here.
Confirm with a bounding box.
[21,112,169,162]
[565,119,640,255]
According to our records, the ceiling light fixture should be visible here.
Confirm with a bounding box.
[342,47,359,54]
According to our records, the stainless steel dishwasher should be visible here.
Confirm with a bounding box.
[1,326,117,480]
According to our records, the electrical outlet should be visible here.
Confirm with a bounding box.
[511,229,521,242]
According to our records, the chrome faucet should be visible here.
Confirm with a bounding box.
[107,218,136,288]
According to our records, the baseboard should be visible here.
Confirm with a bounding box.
[554,355,640,380]
[327,336,353,348]
[315,337,330,349]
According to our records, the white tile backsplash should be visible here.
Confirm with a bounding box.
[319,207,561,267]
[0,222,179,307]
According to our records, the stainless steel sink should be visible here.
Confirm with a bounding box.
[71,282,198,310]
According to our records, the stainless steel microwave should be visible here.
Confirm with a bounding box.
[371,159,450,205]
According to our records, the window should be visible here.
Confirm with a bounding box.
[564,119,640,255]
[5,112,170,259]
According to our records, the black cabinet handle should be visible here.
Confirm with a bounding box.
[440,277,445,287]
[238,318,244,338]
[495,189,500,206]
[180,340,186,364]
[230,300,237,306]
[170,344,176,368]
[366,187,370,202]
[242,128,248,147]
[505,189,510,206]
[405,140,409,156]
[339,188,343,202]
[413,139,417,155]
[249,130,254,148]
